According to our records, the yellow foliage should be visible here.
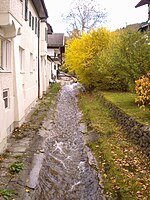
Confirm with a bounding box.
[135,71,150,108]
[65,28,113,87]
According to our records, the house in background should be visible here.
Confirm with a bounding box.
[47,33,65,82]
[135,0,150,31]
[0,0,50,153]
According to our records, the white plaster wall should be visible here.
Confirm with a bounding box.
[0,73,14,153]
[0,0,48,152]
[0,73,14,130]
[45,59,50,88]
[17,0,40,112]
[40,22,47,56]
[48,49,54,56]
[0,0,22,27]
[0,0,10,12]
[10,0,23,23]
[0,35,15,153]
[47,59,53,82]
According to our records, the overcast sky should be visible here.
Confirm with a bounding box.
[44,0,148,35]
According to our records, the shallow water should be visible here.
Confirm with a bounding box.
[33,83,102,200]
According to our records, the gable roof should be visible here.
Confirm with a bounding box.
[48,33,65,48]
[32,0,48,19]
[135,0,150,7]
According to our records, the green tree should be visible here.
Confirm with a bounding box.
[107,30,150,91]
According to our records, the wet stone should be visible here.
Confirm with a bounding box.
[8,145,27,153]
[0,176,12,187]
[79,122,88,133]
[26,153,44,189]
[32,83,102,200]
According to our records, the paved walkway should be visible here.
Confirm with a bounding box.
[0,88,57,199]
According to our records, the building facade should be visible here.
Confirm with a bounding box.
[0,0,49,152]
[135,0,150,31]
[47,33,65,82]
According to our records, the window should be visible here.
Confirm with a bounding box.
[30,53,33,72]
[29,11,31,27]
[19,47,24,72]
[20,0,28,21]
[3,89,9,109]
[25,0,28,21]
[0,37,11,71]
[32,16,34,30]
[35,17,37,34]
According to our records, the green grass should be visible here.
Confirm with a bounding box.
[102,91,150,125]
[0,189,14,200]
[78,91,150,200]
[9,161,24,174]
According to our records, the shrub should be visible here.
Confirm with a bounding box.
[135,71,150,108]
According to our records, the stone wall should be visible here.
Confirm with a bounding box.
[99,94,150,157]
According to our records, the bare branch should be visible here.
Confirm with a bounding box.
[63,0,107,36]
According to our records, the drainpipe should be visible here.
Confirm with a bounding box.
[148,4,150,31]
[38,19,41,98]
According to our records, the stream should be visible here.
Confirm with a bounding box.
[31,82,103,200]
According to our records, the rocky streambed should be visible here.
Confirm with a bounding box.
[26,82,103,200]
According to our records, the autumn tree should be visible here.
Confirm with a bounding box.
[64,0,106,36]
[65,28,111,89]
[135,71,150,109]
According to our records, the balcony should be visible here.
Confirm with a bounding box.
[0,0,22,38]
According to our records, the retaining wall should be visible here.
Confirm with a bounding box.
[100,94,150,157]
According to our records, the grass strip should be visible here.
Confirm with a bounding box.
[78,91,150,200]
[102,91,150,125]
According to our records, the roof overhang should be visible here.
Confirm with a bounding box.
[47,55,53,61]
[47,55,61,65]
[54,61,61,65]
[47,23,53,34]
[135,0,150,8]
[32,0,48,19]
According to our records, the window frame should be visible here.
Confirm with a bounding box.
[3,89,9,109]
[35,17,37,34]
[32,16,34,30]
[19,46,25,73]
[0,37,11,72]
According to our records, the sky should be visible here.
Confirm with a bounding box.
[44,0,148,35]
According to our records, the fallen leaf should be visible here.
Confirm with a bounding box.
[25,189,30,193]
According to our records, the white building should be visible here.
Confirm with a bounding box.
[0,0,50,153]
[47,33,65,82]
